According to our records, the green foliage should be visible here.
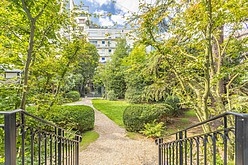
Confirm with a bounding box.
[94,38,129,99]
[164,95,182,116]
[92,99,129,127]
[107,90,117,101]
[131,0,248,123]
[70,42,99,97]
[27,105,94,133]
[0,84,21,110]
[125,87,143,103]
[0,0,98,110]
[0,0,72,110]
[123,104,166,132]
[140,120,165,138]
[52,105,95,133]
[64,91,81,102]
[123,44,148,103]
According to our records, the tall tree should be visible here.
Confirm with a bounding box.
[95,38,130,99]
[132,0,248,122]
[0,0,70,110]
[68,42,99,97]
[122,43,149,103]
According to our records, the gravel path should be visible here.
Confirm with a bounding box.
[68,98,158,165]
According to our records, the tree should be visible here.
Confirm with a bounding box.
[71,42,99,97]
[122,43,149,103]
[95,38,130,99]
[132,0,248,123]
[0,0,70,110]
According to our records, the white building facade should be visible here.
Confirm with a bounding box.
[70,0,134,63]
[86,28,133,63]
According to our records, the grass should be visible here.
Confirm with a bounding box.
[92,99,199,139]
[80,130,99,150]
[92,99,130,127]
[165,109,198,135]
[184,109,197,117]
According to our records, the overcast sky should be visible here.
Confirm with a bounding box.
[75,0,142,27]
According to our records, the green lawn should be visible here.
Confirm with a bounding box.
[92,99,130,127]
[80,130,99,150]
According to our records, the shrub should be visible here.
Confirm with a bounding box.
[64,91,80,102]
[164,95,182,116]
[140,120,165,138]
[125,87,143,103]
[27,105,94,133]
[123,104,166,132]
[107,90,117,101]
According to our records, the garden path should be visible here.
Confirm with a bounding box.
[68,97,158,165]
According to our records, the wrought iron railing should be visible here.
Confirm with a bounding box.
[156,112,248,165]
[0,109,82,165]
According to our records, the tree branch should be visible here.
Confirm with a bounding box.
[34,2,48,20]
[21,0,33,20]
[226,73,240,110]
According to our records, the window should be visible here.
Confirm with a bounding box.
[108,49,112,53]
[102,40,105,44]
[79,26,84,31]
[101,57,105,61]
[90,40,97,45]
[78,19,85,24]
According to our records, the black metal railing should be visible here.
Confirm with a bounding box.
[0,109,82,165]
[156,112,248,165]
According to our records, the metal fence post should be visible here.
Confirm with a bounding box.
[156,138,163,165]
[58,128,62,165]
[179,131,183,165]
[4,113,17,165]
[75,136,80,165]
[235,116,248,165]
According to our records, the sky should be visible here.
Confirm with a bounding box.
[74,0,142,27]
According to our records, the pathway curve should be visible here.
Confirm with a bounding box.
[68,98,158,165]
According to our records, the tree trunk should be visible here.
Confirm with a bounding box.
[20,20,36,110]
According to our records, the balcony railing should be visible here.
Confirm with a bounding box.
[156,112,248,165]
[0,109,82,165]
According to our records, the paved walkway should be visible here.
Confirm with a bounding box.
[67,98,158,165]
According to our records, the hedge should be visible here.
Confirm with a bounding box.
[27,105,94,133]
[64,91,81,102]
[123,104,166,132]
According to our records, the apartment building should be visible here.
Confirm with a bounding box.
[67,0,90,39]
[85,28,132,63]
[70,0,134,63]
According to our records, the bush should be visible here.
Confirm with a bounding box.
[107,90,117,101]
[164,95,182,116]
[27,105,94,133]
[125,87,143,103]
[123,104,166,132]
[140,120,165,138]
[64,91,80,102]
